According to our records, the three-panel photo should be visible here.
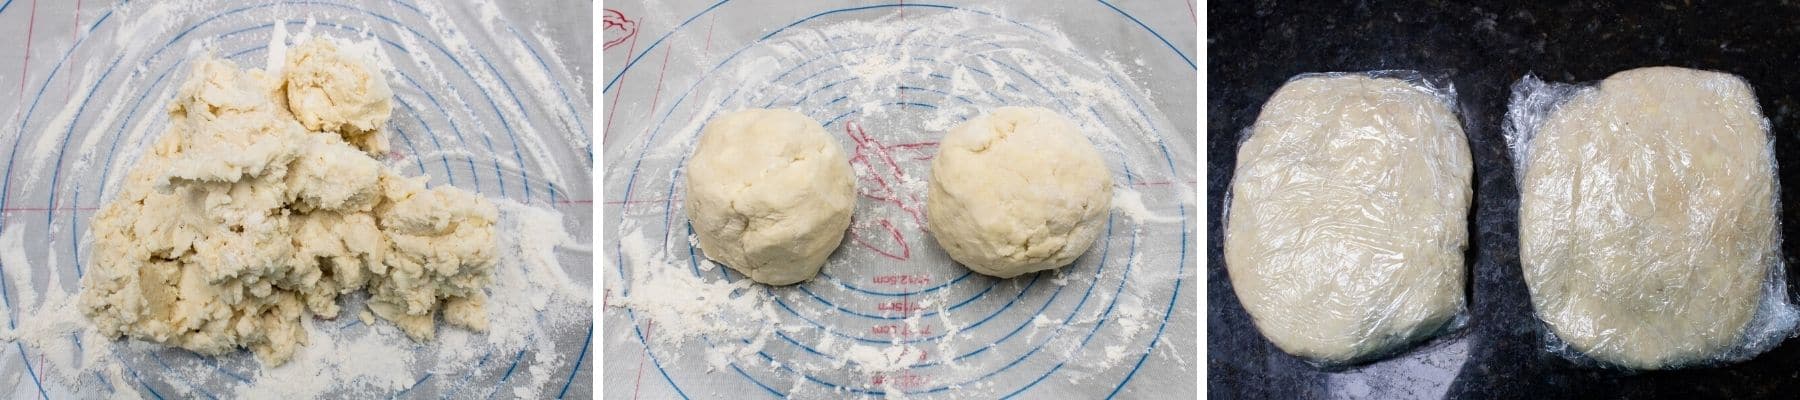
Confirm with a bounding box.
[0,0,1201,399]
[20,0,1778,399]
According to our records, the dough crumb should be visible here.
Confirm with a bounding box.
[284,38,394,155]
[79,37,496,367]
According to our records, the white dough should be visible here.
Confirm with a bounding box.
[926,106,1112,278]
[1518,67,1776,369]
[1225,75,1471,364]
[286,132,383,212]
[156,58,308,190]
[79,39,496,366]
[284,38,393,154]
[684,109,855,285]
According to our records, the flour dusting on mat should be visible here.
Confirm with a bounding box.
[617,231,776,348]
[1114,187,1182,224]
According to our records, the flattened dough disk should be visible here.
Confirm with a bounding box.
[1226,75,1471,364]
[1519,67,1777,369]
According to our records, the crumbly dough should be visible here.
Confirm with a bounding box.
[1519,67,1775,369]
[1225,75,1471,364]
[926,106,1112,278]
[684,109,854,285]
[157,59,308,190]
[284,38,393,155]
[78,38,497,366]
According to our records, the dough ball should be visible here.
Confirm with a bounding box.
[284,38,392,154]
[926,106,1112,278]
[1519,67,1776,369]
[1225,75,1471,364]
[685,109,855,285]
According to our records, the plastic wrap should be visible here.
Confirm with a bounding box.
[1224,71,1473,367]
[1506,66,1798,369]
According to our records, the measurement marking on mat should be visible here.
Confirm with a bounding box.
[869,324,932,337]
[870,370,931,389]
[875,301,924,314]
[871,274,931,286]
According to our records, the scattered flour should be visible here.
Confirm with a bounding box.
[234,324,418,398]
[1113,187,1182,223]
[613,231,775,352]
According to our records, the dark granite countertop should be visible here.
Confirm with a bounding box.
[1208,1,1800,399]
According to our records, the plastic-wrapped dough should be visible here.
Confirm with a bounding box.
[1225,71,1472,366]
[1508,67,1797,369]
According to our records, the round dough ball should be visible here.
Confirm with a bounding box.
[1519,67,1776,369]
[685,109,855,285]
[1225,75,1471,364]
[926,106,1112,278]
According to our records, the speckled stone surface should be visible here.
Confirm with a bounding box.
[1208,1,1800,399]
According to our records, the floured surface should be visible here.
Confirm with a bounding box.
[603,2,1195,398]
[0,1,593,397]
